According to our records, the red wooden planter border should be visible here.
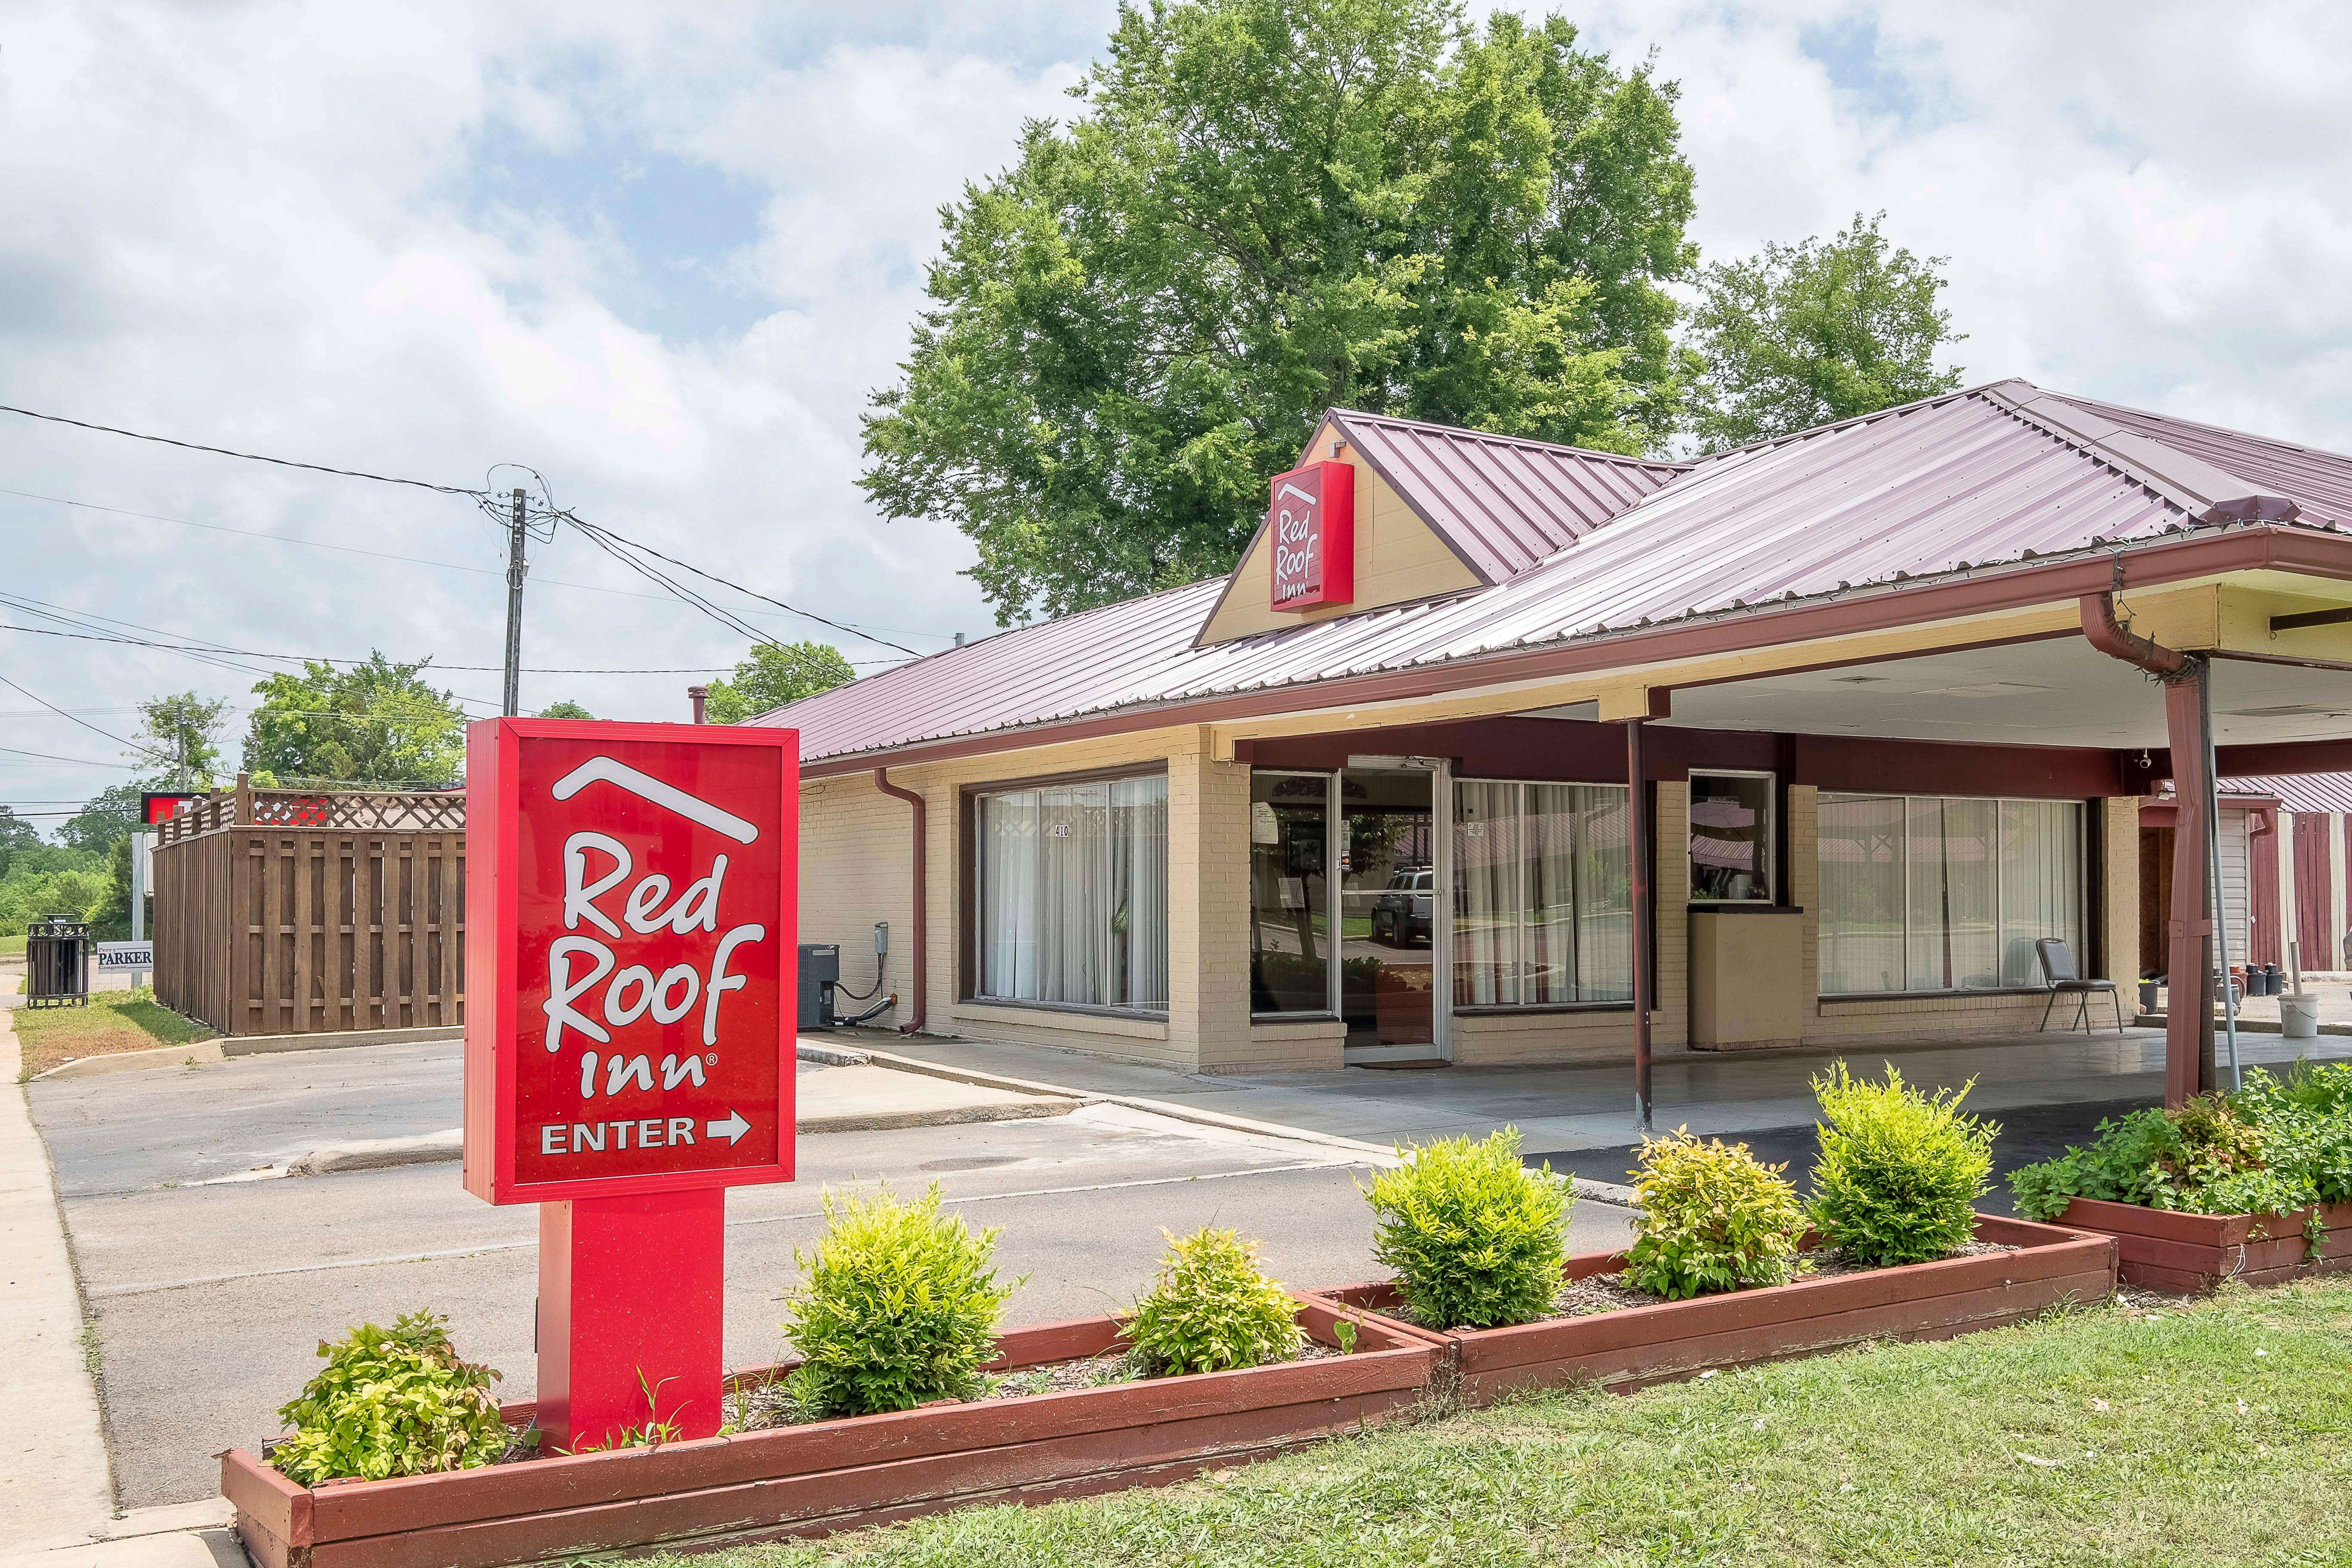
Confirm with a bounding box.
[2054,1197,2352,1293]
[223,1296,1432,1568]
[1306,1213,2116,1405]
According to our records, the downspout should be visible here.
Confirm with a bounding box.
[873,768,926,1035]
[2080,583,2230,1101]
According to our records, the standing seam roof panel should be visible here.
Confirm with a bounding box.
[766,383,2343,761]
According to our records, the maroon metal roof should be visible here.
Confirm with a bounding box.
[1329,410,1684,581]
[761,380,2352,765]
[2051,395,2352,530]
[2226,774,2352,815]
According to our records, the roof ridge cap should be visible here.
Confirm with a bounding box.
[1328,408,1691,470]
[1683,382,1996,465]
[1980,383,2301,524]
[2055,390,2352,467]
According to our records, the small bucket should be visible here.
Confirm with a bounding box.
[2281,994,2321,1040]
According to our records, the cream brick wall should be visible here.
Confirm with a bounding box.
[802,739,2146,1071]
[799,724,1289,1073]
[796,772,916,1027]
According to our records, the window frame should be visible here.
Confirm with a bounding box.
[1450,775,1636,1014]
[959,762,1172,1019]
[1815,789,2088,1000]
[1687,769,1779,906]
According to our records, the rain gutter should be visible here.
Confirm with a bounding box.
[873,768,926,1034]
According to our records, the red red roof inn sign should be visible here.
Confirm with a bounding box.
[463,718,797,1449]
[1268,460,1354,610]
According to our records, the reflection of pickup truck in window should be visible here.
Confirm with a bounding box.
[1370,867,1433,947]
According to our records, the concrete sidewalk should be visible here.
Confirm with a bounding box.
[0,1003,238,1563]
[876,1023,2352,1161]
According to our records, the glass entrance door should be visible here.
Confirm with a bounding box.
[1338,768,1442,1060]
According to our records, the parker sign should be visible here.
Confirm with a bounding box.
[1267,459,1355,610]
[463,719,797,1204]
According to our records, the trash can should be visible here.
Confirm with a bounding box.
[25,914,89,1009]
[2282,994,2321,1040]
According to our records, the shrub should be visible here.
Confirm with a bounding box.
[780,1184,1016,1419]
[1807,1063,1998,1266]
[1122,1226,1304,1377]
[1360,1127,1570,1329]
[1621,1129,1808,1300]
[2006,1077,2346,1222]
[271,1311,507,1485]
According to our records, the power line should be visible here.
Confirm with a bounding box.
[0,673,160,761]
[0,743,140,768]
[0,622,743,674]
[0,405,486,495]
[560,512,923,657]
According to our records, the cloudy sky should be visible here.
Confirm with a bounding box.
[6,1,2349,829]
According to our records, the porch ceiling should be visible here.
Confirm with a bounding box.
[1653,637,2352,749]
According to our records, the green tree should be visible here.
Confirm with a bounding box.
[0,805,39,878]
[703,642,857,724]
[56,783,145,857]
[243,653,466,788]
[136,691,229,790]
[534,701,593,719]
[1683,211,1966,449]
[85,833,135,940]
[862,0,1695,622]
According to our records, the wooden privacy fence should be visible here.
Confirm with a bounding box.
[153,779,465,1038]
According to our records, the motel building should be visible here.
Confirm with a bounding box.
[759,379,2352,1117]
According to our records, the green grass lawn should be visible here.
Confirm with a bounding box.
[12,987,213,1078]
[0,933,25,958]
[673,1280,2352,1567]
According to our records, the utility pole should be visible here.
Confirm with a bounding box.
[503,486,527,717]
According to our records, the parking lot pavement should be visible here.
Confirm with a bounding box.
[34,1049,1637,1509]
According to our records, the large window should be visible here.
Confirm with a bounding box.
[1818,793,2083,995]
[1453,780,1632,1007]
[976,774,1169,1011]
[1249,772,1333,1014]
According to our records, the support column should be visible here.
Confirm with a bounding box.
[538,1189,728,1452]
[2162,662,2218,1105]
[1622,718,1654,1135]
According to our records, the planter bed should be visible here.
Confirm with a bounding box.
[1309,1214,2115,1406]
[2053,1198,2352,1293]
[221,1296,1434,1568]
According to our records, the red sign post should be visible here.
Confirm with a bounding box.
[1268,460,1355,610]
[462,719,797,1451]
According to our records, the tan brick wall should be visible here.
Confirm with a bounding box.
[796,772,916,1027]
[2105,796,2141,1007]
[797,725,1286,1072]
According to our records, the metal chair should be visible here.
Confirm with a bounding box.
[2036,937,2123,1034]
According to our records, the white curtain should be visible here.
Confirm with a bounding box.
[979,775,1168,1009]
[1822,792,2082,995]
[981,791,1039,999]
[1113,777,1169,1009]
[1571,785,1633,1001]
[1452,781,1520,1006]
[2000,799,2082,985]
[1818,795,1905,995]
[1450,780,1630,1007]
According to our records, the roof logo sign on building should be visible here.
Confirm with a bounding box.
[1269,460,1354,610]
